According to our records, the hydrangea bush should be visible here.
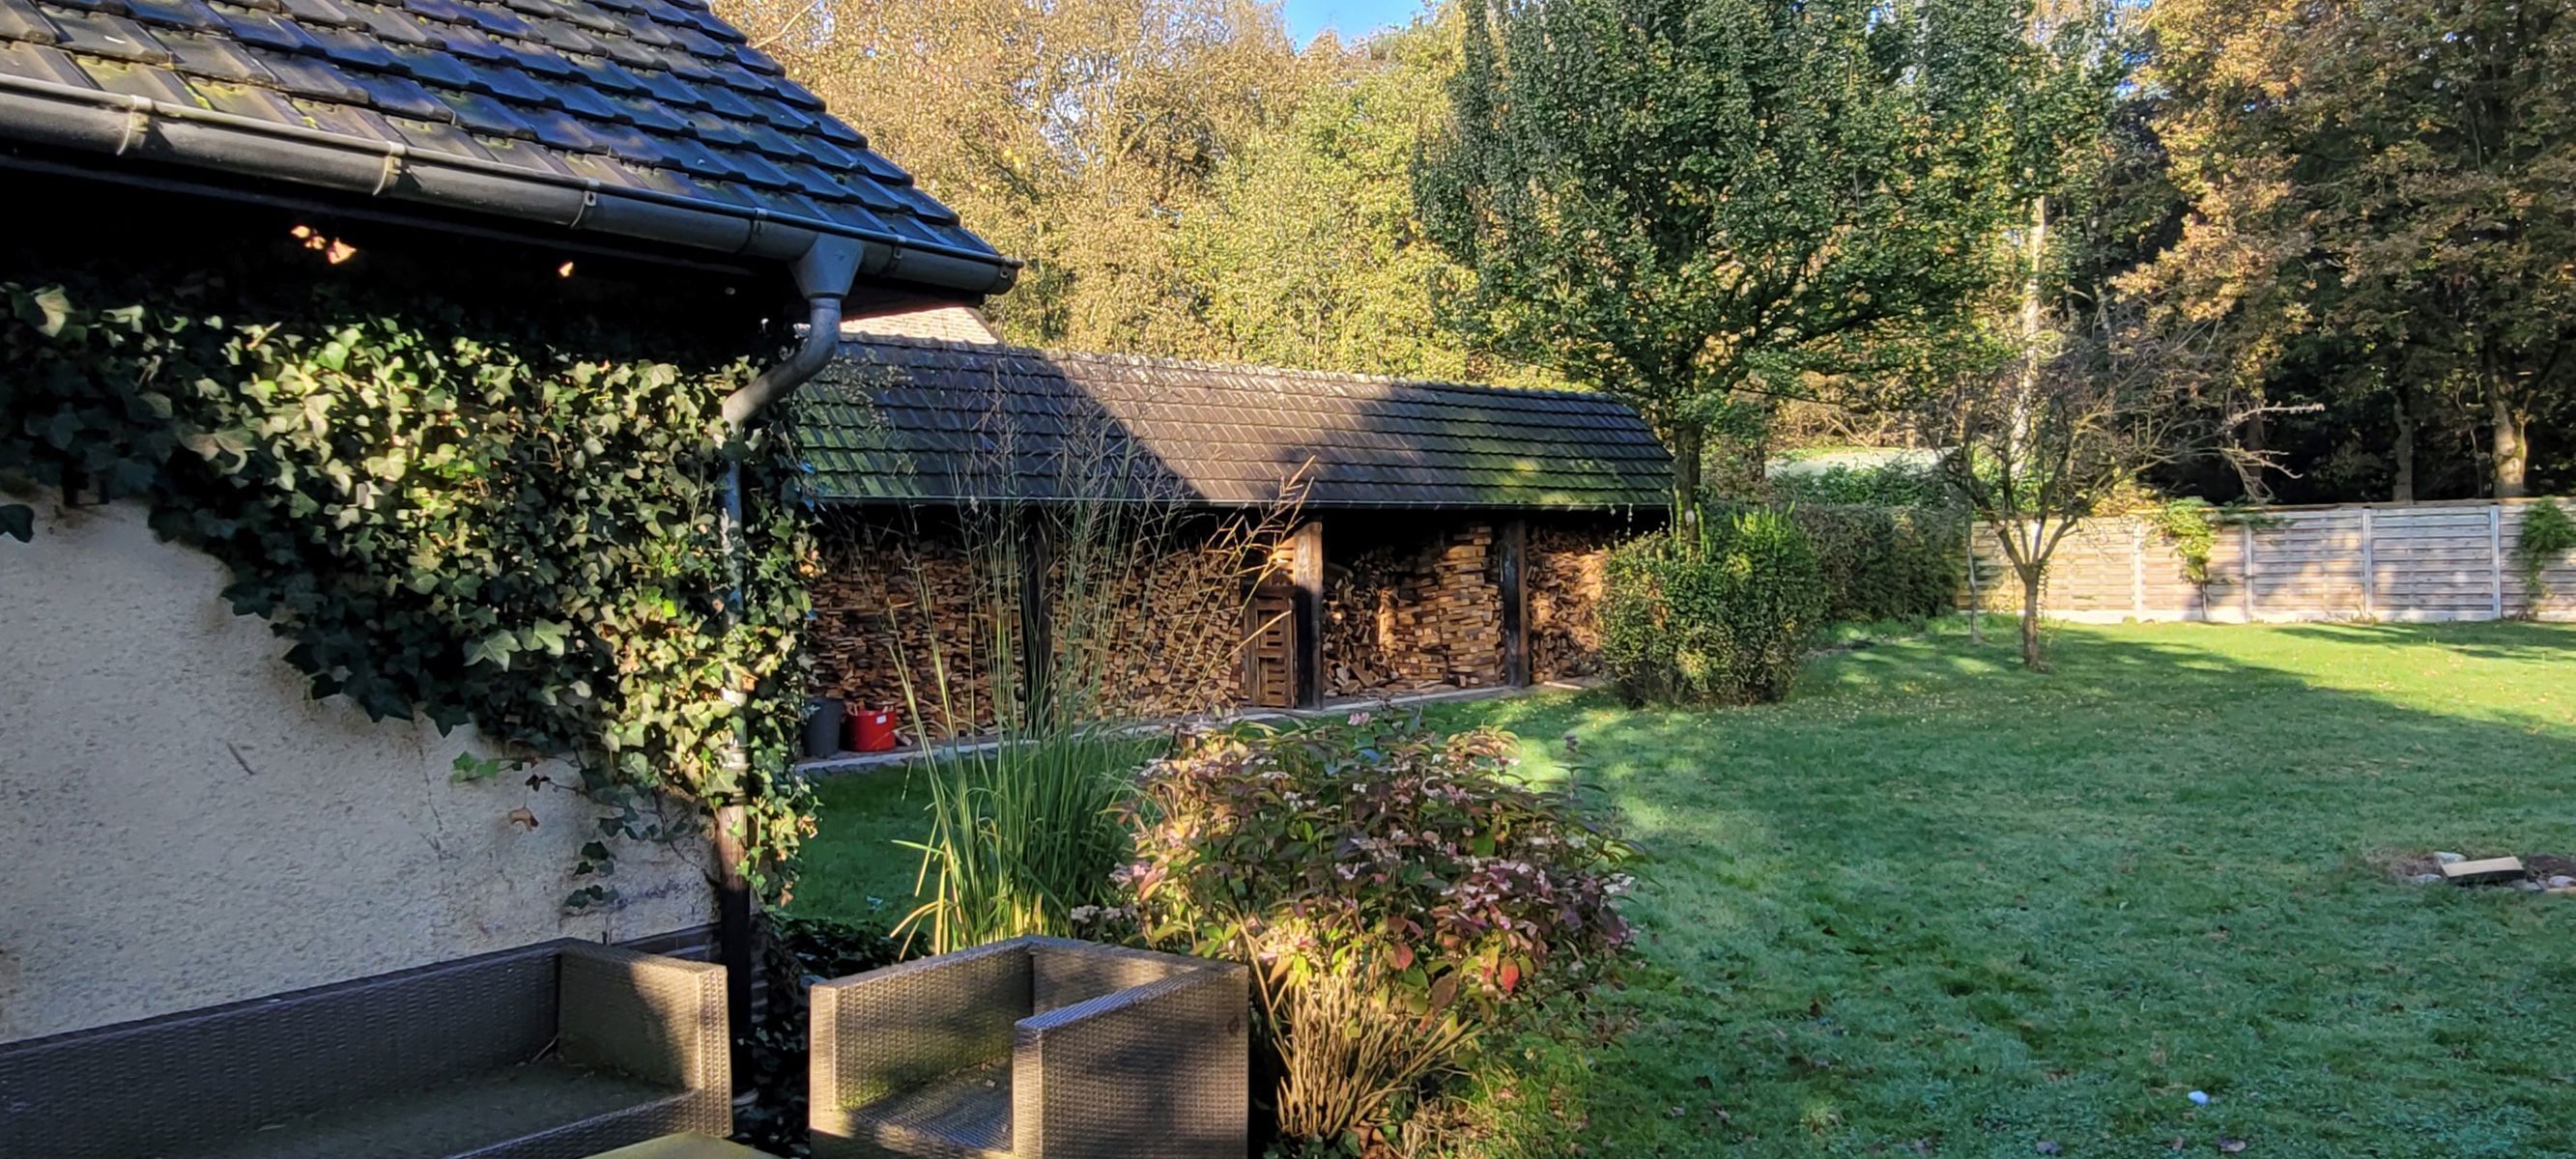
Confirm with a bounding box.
[1105,715,1635,1149]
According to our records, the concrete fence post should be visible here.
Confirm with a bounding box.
[2242,522,2258,623]
[2359,507,2375,620]
[2490,503,2505,620]
[2130,520,2147,620]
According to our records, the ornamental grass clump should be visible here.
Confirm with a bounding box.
[1111,716,1635,1152]
[1602,507,1828,705]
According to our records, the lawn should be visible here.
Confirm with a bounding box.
[792,621,2576,1158]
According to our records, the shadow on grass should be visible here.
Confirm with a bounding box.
[1420,623,2576,1159]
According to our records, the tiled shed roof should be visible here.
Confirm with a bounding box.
[790,337,1674,512]
[0,0,1016,291]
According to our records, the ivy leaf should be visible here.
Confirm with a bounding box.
[464,632,517,670]
[25,285,71,336]
[0,504,32,543]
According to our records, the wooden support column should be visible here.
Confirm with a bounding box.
[1292,520,1325,709]
[1500,518,1530,687]
[1017,508,1052,724]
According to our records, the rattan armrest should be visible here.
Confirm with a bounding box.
[811,938,1033,1115]
[558,941,729,1095]
[1011,961,1248,1159]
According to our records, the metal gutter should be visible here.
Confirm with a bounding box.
[0,75,1019,296]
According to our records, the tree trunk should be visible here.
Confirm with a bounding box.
[2018,564,2046,670]
[2489,380,2529,498]
[1671,421,1704,535]
[2390,382,2417,503]
[2012,195,2048,453]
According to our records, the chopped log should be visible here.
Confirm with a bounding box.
[2443,857,2527,886]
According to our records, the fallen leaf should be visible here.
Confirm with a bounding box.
[507,806,539,830]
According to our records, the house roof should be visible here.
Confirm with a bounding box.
[789,337,1674,512]
[0,0,1016,293]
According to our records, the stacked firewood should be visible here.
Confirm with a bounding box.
[1079,538,1265,721]
[1530,524,1616,681]
[808,531,1004,739]
[1325,523,1504,695]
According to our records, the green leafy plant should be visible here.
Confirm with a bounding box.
[896,728,1156,954]
[1769,462,1955,508]
[2143,497,2223,585]
[1603,509,1830,705]
[1728,499,1964,623]
[1112,716,1635,1151]
[2513,499,2576,613]
[1,259,815,903]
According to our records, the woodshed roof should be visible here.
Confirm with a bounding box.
[0,0,1015,291]
[789,337,1673,512]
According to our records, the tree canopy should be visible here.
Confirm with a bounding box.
[721,0,2575,503]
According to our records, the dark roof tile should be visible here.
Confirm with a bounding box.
[123,0,218,30]
[162,27,275,81]
[434,84,534,138]
[0,0,60,43]
[349,3,423,41]
[191,76,304,121]
[274,0,357,25]
[1,0,1009,285]
[383,110,487,157]
[256,45,366,100]
[381,41,464,84]
[792,341,1668,511]
[299,19,395,67]
[340,65,444,118]
[82,52,193,99]
[45,9,169,61]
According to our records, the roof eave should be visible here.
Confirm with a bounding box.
[0,77,1020,297]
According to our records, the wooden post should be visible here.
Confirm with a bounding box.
[2241,522,2258,623]
[1017,508,1051,723]
[1500,518,1530,687]
[2359,506,2376,619]
[1292,520,1325,709]
[2489,502,2505,619]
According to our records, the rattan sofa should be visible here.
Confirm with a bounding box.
[0,938,729,1159]
[809,936,1246,1159]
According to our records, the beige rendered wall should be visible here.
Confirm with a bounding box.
[0,498,712,1043]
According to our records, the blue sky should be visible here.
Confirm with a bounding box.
[1278,0,1424,44]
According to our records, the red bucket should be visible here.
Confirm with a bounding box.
[847,707,899,752]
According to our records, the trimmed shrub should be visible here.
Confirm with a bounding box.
[1769,461,1951,507]
[1108,717,1635,1151]
[1781,503,1963,622]
[1603,509,1828,704]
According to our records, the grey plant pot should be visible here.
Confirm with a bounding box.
[805,696,846,758]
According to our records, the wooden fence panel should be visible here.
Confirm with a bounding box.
[1962,498,2575,624]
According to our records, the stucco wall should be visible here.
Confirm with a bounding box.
[0,498,712,1043]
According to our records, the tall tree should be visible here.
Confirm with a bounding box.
[2136,0,2576,498]
[718,0,1309,349]
[1419,0,2033,514]
[1174,18,1567,386]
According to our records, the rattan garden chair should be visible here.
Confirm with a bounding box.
[0,939,728,1159]
[808,936,1247,1159]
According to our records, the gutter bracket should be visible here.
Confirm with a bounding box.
[115,99,148,156]
[372,145,406,196]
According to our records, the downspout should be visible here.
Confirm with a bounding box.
[712,237,864,1077]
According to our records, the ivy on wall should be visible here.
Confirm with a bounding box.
[0,251,816,904]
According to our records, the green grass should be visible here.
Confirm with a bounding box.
[792,621,2576,1157]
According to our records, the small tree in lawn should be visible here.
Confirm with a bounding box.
[1928,314,2177,668]
[1418,0,2030,519]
